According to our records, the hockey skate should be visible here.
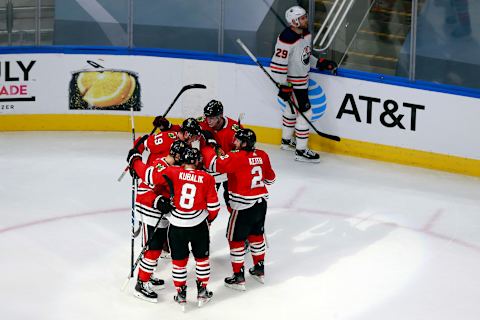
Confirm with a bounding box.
[133,279,158,303]
[224,267,246,291]
[295,148,320,163]
[174,286,187,312]
[248,260,265,284]
[281,138,296,151]
[149,275,165,290]
[196,280,213,307]
[160,242,171,259]
[160,251,171,259]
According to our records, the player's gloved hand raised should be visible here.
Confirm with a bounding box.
[127,148,141,166]
[154,196,173,214]
[201,130,217,147]
[127,148,141,178]
[278,84,293,101]
[153,116,171,131]
[317,58,338,75]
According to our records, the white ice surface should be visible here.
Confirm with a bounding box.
[1,132,479,320]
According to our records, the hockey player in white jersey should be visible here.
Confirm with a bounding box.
[270,5,337,163]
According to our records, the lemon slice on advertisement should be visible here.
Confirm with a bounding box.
[83,72,132,107]
[121,75,136,104]
[77,71,100,95]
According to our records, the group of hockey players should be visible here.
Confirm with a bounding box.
[124,5,336,310]
[126,100,275,308]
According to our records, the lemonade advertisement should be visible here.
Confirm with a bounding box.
[69,69,141,111]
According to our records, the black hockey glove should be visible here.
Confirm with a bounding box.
[317,58,338,74]
[152,116,171,131]
[127,148,142,178]
[201,130,217,147]
[278,84,293,101]
[154,196,173,214]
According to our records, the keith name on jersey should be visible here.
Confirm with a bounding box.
[179,171,204,183]
[249,157,263,165]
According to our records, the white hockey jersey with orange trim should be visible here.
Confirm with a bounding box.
[270,28,318,89]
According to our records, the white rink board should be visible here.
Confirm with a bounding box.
[0,53,479,160]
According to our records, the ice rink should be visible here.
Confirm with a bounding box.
[1,131,479,320]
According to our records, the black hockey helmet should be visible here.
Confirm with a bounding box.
[235,128,256,151]
[181,147,201,164]
[204,100,223,117]
[180,118,201,136]
[169,140,187,158]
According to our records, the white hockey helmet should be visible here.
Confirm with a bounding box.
[285,6,307,27]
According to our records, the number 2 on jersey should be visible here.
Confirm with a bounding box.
[179,183,197,209]
[251,166,265,189]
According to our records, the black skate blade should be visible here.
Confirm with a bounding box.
[225,282,246,291]
[294,155,320,163]
[133,291,158,303]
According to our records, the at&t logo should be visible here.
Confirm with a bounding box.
[277,79,327,122]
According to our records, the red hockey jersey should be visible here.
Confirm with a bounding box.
[197,116,242,154]
[203,147,276,210]
[141,131,178,165]
[135,157,171,227]
[198,116,242,182]
[133,159,220,227]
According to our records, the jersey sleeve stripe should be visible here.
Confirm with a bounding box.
[270,65,288,71]
[145,167,154,186]
[270,61,288,67]
[209,156,217,172]
[264,178,276,185]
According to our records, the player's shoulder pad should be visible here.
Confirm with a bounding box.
[279,28,301,44]
[167,132,177,139]
[196,116,206,122]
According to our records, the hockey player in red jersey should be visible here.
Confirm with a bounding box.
[197,99,242,208]
[135,117,202,165]
[129,116,201,268]
[271,5,337,163]
[133,117,202,208]
[127,146,220,309]
[202,128,276,290]
[132,140,187,303]
[198,100,242,155]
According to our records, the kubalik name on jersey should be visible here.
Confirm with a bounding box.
[179,172,204,183]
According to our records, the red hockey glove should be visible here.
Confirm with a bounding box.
[278,84,293,101]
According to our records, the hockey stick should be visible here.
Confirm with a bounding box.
[121,174,175,291]
[238,112,245,126]
[117,83,207,182]
[236,39,341,142]
[129,107,138,278]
